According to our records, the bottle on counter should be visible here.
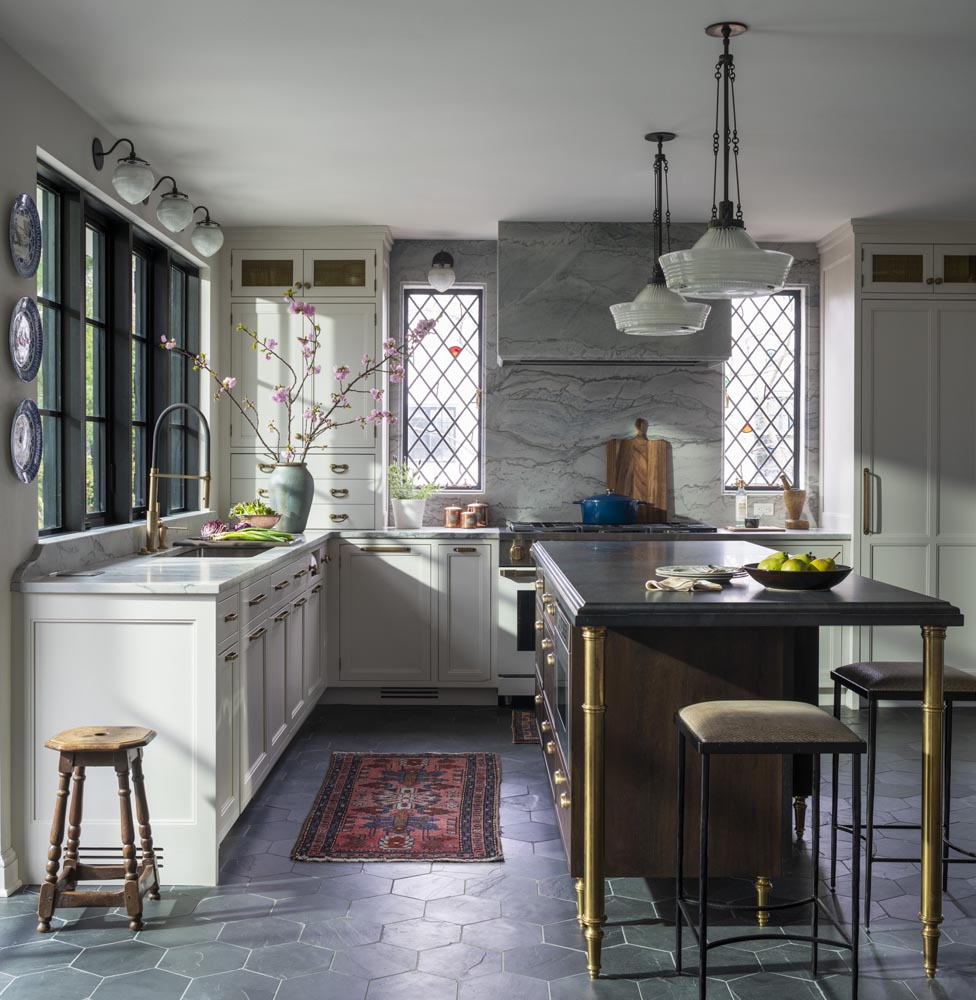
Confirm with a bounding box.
[735,478,748,527]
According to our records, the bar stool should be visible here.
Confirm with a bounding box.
[675,701,865,1000]
[829,661,976,929]
[37,726,161,933]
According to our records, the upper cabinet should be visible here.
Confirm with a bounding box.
[232,249,376,298]
[862,242,976,294]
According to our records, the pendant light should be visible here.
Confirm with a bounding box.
[428,251,456,292]
[147,175,194,233]
[610,133,711,337]
[190,206,224,257]
[660,23,792,299]
[92,137,155,204]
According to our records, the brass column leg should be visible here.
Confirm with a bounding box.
[581,625,607,979]
[575,877,585,928]
[755,875,773,928]
[921,625,946,979]
[793,796,808,840]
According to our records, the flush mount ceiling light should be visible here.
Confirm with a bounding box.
[660,23,792,299]
[92,136,155,204]
[428,250,456,292]
[190,206,224,257]
[145,175,194,233]
[610,133,711,337]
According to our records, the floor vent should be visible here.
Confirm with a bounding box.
[380,687,439,700]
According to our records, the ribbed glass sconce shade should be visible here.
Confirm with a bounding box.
[610,282,711,336]
[156,191,194,233]
[112,157,155,204]
[191,220,224,257]
[660,225,793,299]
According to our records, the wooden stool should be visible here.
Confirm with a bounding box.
[37,726,160,933]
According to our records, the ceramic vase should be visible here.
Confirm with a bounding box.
[270,462,314,533]
[391,498,426,529]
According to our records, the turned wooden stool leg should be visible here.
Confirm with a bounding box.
[130,751,160,900]
[115,755,143,931]
[37,760,73,932]
[63,766,86,888]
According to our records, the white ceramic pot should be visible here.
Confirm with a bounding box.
[391,498,426,529]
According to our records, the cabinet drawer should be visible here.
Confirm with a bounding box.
[312,479,374,504]
[243,575,272,628]
[217,592,241,648]
[306,503,376,530]
[269,556,306,607]
[536,680,572,857]
[305,454,376,482]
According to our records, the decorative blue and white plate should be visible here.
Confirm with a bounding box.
[9,193,41,279]
[10,398,42,484]
[9,296,42,382]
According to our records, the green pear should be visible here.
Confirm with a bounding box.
[811,556,836,572]
[780,558,808,572]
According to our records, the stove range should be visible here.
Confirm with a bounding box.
[506,520,717,534]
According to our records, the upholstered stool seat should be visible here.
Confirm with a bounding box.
[675,700,865,1000]
[830,661,976,929]
[37,726,160,933]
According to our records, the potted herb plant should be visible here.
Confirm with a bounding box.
[388,461,439,529]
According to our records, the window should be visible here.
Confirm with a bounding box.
[166,264,201,513]
[35,165,202,533]
[723,290,802,490]
[402,288,484,491]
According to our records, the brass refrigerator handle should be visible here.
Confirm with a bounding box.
[863,467,873,535]
[361,546,410,553]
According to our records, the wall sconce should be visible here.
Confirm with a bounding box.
[428,250,455,292]
[145,175,194,233]
[190,206,224,257]
[92,137,155,204]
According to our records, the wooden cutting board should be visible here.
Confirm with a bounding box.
[606,418,669,523]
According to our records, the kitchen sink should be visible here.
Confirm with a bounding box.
[168,545,266,558]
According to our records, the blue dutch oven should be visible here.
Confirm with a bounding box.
[574,488,648,525]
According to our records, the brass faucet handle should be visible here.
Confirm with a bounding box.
[158,524,188,548]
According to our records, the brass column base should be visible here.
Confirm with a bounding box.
[755,875,773,927]
[793,795,808,840]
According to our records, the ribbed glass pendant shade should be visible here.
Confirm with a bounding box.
[611,282,711,336]
[156,191,194,233]
[191,220,224,257]
[660,225,793,299]
[112,157,155,204]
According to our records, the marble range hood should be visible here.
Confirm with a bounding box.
[496,221,731,366]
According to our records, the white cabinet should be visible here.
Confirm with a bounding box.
[266,606,289,757]
[216,641,240,840]
[232,248,376,299]
[240,613,271,806]
[303,582,325,702]
[438,543,492,683]
[338,542,434,682]
[285,594,306,729]
[862,242,976,294]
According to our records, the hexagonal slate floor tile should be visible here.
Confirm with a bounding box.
[393,873,466,901]
[217,915,302,948]
[157,940,249,977]
[71,938,165,976]
[459,970,551,1000]
[244,940,335,978]
[275,969,369,1000]
[502,941,590,981]
[380,916,462,951]
[0,966,101,1000]
[331,940,418,979]
[183,968,281,1000]
[0,938,82,976]
[424,895,501,925]
[349,893,426,925]
[301,915,385,950]
[461,916,543,952]
[418,941,501,980]
[365,969,459,1000]
[90,969,191,1000]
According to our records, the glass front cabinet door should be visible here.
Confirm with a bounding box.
[863,243,976,294]
[302,251,376,298]
[232,251,303,298]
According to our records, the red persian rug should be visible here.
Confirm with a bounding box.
[512,709,540,744]
[291,752,504,862]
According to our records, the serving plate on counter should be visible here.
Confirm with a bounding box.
[655,564,745,583]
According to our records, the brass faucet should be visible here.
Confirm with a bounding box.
[144,403,212,554]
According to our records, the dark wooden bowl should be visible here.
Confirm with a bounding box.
[741,562,853,591]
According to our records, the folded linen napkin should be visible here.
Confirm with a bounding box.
[645,577,723,592]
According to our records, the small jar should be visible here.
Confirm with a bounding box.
[460,510,477,529]
[466,502,489,527]
[444,506,463,529]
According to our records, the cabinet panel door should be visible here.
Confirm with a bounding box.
[934,244,976,293]
[216,643,240,840]
[938,307,976,536]
[438,543,492,683]
[303,584,324,701]
[306,303,378,450]
[303,250,376,298]
[266,611,289,756]
[285,598,306,728]
[862,243,933,294]
[232,250,303,298]
[240,624,269,805]
[339,543,432,681]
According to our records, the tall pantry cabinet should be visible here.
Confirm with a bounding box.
[819,222,976,672]
[218,228,393,528]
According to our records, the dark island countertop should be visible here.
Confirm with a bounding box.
[532,540,964,629]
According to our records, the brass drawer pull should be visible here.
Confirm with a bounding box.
[248,593,267,607]
[535,620,544,632]
[258,463,275,473]
[534,693,543,706]
[294,568,308,578]
[312,585,323,594]
[248,626,267,641]
[540,720,551,734]
[541,638,554,652]
[330,488,349,498]
[330,514,349,523]
[545,740,556,756]
[294,597,307,607]
[362,546,410,553]
[257,488,269,498]
[863,467,873,535]
[559,792,572,810]
[330,463,349,473]
[274,580,290,591]
[553,769,566,786]
[546,653,555,668]
[274,610,290,622]
[224,651,239,662]
[535,580,545,592]
[223,611,238,623]
[453,546,477,553]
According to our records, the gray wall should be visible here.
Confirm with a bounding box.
[390,236,820,528]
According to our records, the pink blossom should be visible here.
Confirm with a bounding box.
[362,354,373,366]
[309,365,321,375]
[288,300,305,315]
[160,336,177,350]
[370,387,384,400]
[334,365,350,382]
[271,387,289,403]
[301,302,316,317]
[383,338,397,351]
[222,376,237,389]
[266,339,277,350]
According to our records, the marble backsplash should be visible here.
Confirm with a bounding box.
[389,233,820,528]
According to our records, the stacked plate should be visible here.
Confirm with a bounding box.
[655,565,744,584]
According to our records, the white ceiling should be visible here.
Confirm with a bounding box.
[2,0,975,241]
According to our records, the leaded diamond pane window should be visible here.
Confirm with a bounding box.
[723,290,802,491]
[403,288,483,491]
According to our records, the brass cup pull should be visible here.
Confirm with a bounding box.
[248,593,267,607]
[248,626,268,641]
[553,769,567,786]
[545,740,556,756]
[330,514,349,523]
[330,488,349,498]
[330,463,349,473]
[258,463,275,473]
[224,651,239,662]
[534,694,543,706]
[546,602,556,619]
[559,792,572,809]
[540,720,551,734]
[541,591,552,602]
[224,611,238,622]
[535,580,545,592]
[546,653,555,668]
[541,638,554,651]
[274,580,291,591]
[257,489,269,498]
[535,620,545,632]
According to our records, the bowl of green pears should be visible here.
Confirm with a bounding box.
[742,551,852,591]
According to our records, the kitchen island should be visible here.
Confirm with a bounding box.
[531,539,963,982]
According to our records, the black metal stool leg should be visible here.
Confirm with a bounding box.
[943,701,953,892]
[676,731,686,973]
[811,753,821,976]
[830,681,841,891]
[851,752,862,1000]
[698,754,710,1000]
[864,699,877,931]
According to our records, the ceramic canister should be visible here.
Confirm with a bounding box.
[444,506,463,528]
